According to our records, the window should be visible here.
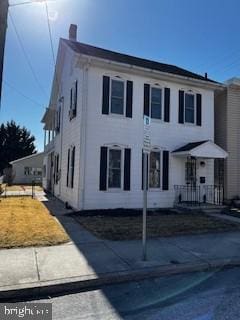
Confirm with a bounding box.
[24,167,31,175]
[33,168,42,176]
[54,154,59,184]
[151,87,162,120]
[69,81,78,120]
[108,149,122,188]
[185,93,195,124]
[67,147,75,188]
[149,151,161,188]
[110,79,125,115]
[70,147,75,188]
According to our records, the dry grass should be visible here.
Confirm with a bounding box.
[0,197,69,248]
[74,212,240,240]
[1,184,43,192]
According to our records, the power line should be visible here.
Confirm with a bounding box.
[9,11,48,98]
[44,0,56,67]
[3,80,43,106]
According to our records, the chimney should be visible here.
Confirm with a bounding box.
[205,72,208,79]
[69,24,77,41]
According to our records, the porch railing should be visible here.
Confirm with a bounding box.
[203,185,224,205]
[174,184,224,206]
[174,185,201,206]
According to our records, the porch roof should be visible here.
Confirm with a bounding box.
[172,140,228,159]
[41,108,55,130]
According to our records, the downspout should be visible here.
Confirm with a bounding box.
[59,96,64,197]
[77,62,89,210]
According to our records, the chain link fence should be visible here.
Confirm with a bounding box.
[0,180,42,198]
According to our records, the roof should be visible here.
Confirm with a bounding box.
[172,140,228,159]
[172,141,208,153]
[62,39,219,84]
[10,152,44,164]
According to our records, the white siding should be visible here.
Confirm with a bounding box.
[44,45,216,210]
[82,66,214,209]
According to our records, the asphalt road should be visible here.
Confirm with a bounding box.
[29,267,240,320]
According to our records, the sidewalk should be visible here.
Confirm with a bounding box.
[1,198,240,300]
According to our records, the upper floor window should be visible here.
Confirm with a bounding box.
[110,79,125,115]
[69,81,78,120]
[108,148,122,188]
[185,93,195,124]
[150,87,162,120]
[102,76,133,118]
[179,90,201,126]
[144,84,170,122]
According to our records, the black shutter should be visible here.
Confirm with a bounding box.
[124,148,131,190]
[179,90,184,124]
[142,151,149,190]
[162,151,169,190]
[102,76,110,115]
[74,80,78,112]
[126,81,133,118]
[196,93,202,126]
[99,146,108,191]
[66,149,70,187]
[144,84,150,117]
[164,88,170,122]
[71,147,75,188]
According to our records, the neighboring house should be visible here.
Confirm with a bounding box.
[9,153,44,185]
[41,24,228,210]
[215,78,240,201]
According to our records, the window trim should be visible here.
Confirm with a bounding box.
[184,92,196,125]
[150,85,163,121]
[148,149,162,190]
[109,78,126,117]
[107,146,124,191]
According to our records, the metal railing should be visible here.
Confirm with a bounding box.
[203,185,224,205]
[174,185,201,206]
[174,184,224,206]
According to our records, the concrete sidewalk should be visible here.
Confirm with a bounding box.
[1,197,240,300]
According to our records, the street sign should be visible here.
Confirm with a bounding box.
[143,115,151,153]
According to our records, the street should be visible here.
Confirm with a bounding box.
[27,267,240,320]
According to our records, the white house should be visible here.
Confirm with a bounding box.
[41,25,228,210]
[9,152,44,185]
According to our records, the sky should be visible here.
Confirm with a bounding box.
[1,0,240,151]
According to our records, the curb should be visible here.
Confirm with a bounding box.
[1,259,240,301]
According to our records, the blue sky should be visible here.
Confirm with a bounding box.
[1,0,240,151]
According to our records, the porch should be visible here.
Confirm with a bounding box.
[172,140,228,207]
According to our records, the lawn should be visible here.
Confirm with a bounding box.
[0,197,69,248]
[72,210,240,241]
[1,184,43,192]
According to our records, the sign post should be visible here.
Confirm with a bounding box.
[142,115,151,261]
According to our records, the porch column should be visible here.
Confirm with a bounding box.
[44,130,46,147]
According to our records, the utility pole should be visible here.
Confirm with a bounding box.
[0,0,9,106]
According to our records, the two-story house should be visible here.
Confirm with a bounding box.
[41,25,228,210]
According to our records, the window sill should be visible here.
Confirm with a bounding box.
[102,113,132,120]
[180,122,198,127]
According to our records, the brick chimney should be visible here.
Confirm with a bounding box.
[69,24,77,41]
